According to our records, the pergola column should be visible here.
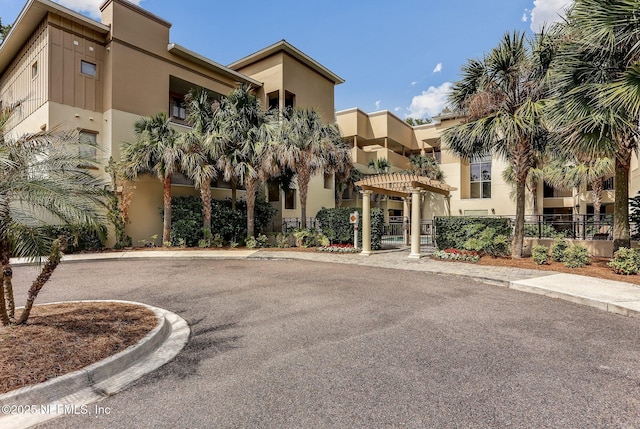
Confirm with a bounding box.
[409,189,423,259]
[403,197,410,246]
[361,190,372,256]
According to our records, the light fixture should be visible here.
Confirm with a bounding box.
[458,209,463,215]
[491,208,495,215]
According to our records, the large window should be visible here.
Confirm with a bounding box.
[470,155,491,199]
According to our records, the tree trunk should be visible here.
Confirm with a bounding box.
[162,175,172,246]
[592,177,603,223]
[0,239,12,326]
[298,171,310,229]
[613,152,631,252]
[201,185,212,240]
[245,177,257,238]
[16,239,64,325]
[3,268,14,320]
[512,177,527,258]
[511,140,532,259]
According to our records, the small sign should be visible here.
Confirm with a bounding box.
[349,212,359,224]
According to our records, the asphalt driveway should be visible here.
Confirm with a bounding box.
[10,258,640,428]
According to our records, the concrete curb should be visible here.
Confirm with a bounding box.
[0,300,189,429]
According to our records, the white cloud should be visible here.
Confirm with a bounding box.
[53,0,144,18]
[394,107,401,112]
[530,0,572,32]
[411,81,418,86]
[522,10,529,22]
[375,100,381,110]
[433,63,442,73]
[406,82,453,119]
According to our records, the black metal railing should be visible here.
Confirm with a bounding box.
[524,214,614,240]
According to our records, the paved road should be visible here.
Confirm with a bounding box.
[10,259,640,428]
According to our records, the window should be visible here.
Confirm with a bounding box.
[324,173,333,189]
[80,60,96,77]
[284,91,295,109]
[79,131,98,163]
[32,61,38,78]
[470,155,491,199]
[267,91,279,111]
[267,181,280,202]
[170,97,186,121]
[285,189,296,209]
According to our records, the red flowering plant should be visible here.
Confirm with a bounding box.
[433,247,481,263]
[317,243,359,253]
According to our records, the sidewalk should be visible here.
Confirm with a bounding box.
[10,247,640,319]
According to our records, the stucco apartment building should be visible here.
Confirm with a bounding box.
[0,0,343,245]
[336,107,640,226]
[2,0,639,247]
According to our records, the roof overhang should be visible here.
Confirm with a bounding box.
[0,0,110,75]
[167,43,262,87]
[356,174,457,197]
[228,40,344,85]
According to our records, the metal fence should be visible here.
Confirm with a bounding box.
[523,214,615,240]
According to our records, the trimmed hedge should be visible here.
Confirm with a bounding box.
[316,207,384,250]
[170,196,276,247]
[434,217,511,250]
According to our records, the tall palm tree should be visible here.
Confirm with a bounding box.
[442,31,552,258]
[121,112,180,246]
[547,0,640,251]
[214,86,275,238]
[180,88,218,241]
[0,104,109,325]
[277,108,343,229]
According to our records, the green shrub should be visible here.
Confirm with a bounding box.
[169,196,276,247]
[525,223,561,238]
[608,247,640,275]
[532,245,549,265]
[316,207,384,250]
[550,237,569,262]
[275,233,290,248]
[463,227,510,257]
[434,217,511,250]
[38,224,106,253]
[563,245,590,268]
[292,228,329,247]
[246,234,270,249]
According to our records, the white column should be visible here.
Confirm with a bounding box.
[409,189,422,259]
[361,190,372,256]
[403,197,410,246]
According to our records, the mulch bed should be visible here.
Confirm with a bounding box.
[477,256,640,286]
[0,302,157,395]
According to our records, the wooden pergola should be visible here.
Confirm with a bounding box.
[355,174,457,258]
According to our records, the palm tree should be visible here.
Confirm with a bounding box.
[214,86,275,238]
[367,158,390,174]
[442,31,552,258]
[547,0,640,251]
[0,104,109,325]
[277,108,343,229]
[406,154,444,181]
[179,88,218,241]
[543,157,614,221]
[120,112,180,246]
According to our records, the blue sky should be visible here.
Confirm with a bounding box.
[1,0,572,119]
